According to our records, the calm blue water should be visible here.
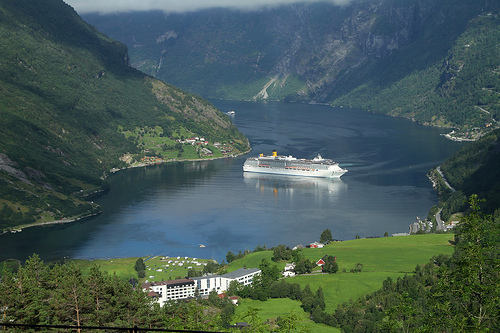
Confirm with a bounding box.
[0,101,463,262]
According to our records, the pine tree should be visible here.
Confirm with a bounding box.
[431,195,500,331]
[316,286,326,311]
[0,266,20,324]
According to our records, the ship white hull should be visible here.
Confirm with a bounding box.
[243,151,347,178]
[243,165,346,178]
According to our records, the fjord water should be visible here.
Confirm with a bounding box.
[0,101,463,262]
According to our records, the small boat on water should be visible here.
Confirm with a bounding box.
[199,244,206,248]
[226,110,235,116]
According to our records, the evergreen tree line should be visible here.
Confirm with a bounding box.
[326,195,500,332]
[0,256,308,331]
[0,255,153,329]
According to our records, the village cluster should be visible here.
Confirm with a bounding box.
[137,137,238,165]
[177,137,236,156]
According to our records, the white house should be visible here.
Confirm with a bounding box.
[309,242,324,248]
[282,263,296,277]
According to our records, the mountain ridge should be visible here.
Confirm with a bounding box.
[0,0,249,230]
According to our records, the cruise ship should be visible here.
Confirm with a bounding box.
[243,151,347,178]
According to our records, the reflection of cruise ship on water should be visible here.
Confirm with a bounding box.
[243,150,347,178]
[243,172,348,197]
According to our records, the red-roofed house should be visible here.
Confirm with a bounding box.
[218,293,239,306]
[316,258,326,266]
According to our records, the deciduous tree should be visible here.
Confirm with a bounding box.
[294,258,314,275]
[320,229,333,244]
[322,255,338,274]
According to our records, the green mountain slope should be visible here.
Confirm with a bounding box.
[433,128,500,217]
[335,12,500,130]
[83,0,499,130]
[0,0,249,231]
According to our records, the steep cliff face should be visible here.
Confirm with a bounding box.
[84,0,494,104]
[280,0,493,101]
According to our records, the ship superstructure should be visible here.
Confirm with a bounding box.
[243,151,347,178]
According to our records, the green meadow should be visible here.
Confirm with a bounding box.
[230,234,454,322]
[300,234,455,273]
[72,257,141,280]
[227,234,454,275]
[120,126,227,162]
[72,255,216,283]
[237,298,340,333]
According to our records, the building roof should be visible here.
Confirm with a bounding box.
[142,278,194,289]
[147,291,160,298]
[316,259,326,266]
[221,267,261,279]
[191,267,261,283]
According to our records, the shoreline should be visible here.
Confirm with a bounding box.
[2,148,252,235]
[1,211,102,236]
[109,147,252,174]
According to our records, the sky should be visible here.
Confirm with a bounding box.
[64,0,354,14]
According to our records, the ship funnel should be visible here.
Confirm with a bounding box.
[260,153,264,157]
[272,150,278,157]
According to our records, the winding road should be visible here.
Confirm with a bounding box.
[437,166,456,192]
[434,166,456,231]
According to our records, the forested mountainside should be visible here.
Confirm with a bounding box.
[84,0,500,130]
[430,128,500,220]
[0,0,249,230]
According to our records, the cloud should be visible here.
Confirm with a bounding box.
[64,0,354,14]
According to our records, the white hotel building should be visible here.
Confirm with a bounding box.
[143,278,196,305]
[142,267,261,306]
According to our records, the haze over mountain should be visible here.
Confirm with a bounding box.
[0,0,248,230]
[65,0,356,14]
[83,0,499,130]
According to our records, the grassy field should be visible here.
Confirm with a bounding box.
[121,126,228,161]
[229,234,454,318]
[72,257,141,280]
[237,298,340,333]
[71,255,216,283]
[226,251,277,271]
[141,255,215,281]
[227,234,454,274]
[301,234,454,273]
[289,271,408,312]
